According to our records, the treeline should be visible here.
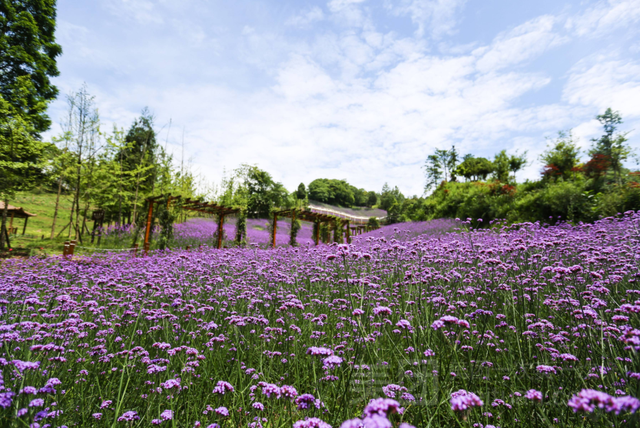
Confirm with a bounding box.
[389,108,639,224]
[2,85,202,245]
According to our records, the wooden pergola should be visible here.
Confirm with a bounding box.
[0,202,36,248]
[272,208,349,248]
[142,196,241,253]
[181,199,240,249]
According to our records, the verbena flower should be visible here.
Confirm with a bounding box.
[450,390,483,412]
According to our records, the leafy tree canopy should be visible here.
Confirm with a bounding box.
[0,0,62,134]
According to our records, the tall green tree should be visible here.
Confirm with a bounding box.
[492,150,511,182]
[118,108,158,222]
[0,0,62,134]
[424,145,459,192]
[589,108,632,185]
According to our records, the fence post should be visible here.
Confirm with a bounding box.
[132,243,139,258]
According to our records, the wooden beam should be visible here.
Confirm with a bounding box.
[22,217,28,236]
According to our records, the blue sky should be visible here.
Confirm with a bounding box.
[47,0,640,196]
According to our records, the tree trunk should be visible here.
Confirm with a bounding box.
[50,175,63,239]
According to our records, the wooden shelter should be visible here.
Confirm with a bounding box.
[0,202,36,248]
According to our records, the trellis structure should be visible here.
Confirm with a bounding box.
[272,208,351,248]
[142,195,240,254]
[181,199,240,249]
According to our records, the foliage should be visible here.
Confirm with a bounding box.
[424,145,459,192]
[455,155,494,182]
[0,0,62,134]
[289,218,301,246]
[366,191,377,207]
[379,182,404,211]
[367,216,380,229]
[540,131,580,181]
[588,108,633,185]
[0,94,49,200]
[235,210,247,245]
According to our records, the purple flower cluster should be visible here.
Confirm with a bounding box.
[450,390,484,412]
[568,389,640,415]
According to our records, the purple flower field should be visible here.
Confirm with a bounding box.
[1,214,640,427]
[173,217,317,247]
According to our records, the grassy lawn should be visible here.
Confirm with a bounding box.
[3,190,90,256]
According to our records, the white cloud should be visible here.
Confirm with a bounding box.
[103,0,164,24]
[327,0,369,27]
[563,55,640,117]
[47,0,640,197]
[286,6,325,27]
[328,0,367,11]
[388,0,466,38]
[475,15,567,73]
[566,0,640,38]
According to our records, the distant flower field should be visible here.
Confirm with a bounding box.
[1,214,639,427]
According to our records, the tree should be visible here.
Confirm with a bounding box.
[424,145,459,193]
[540,131,579,181]
[0,95,49,249]
[240,165,289,218]
[296,183,307,200]
[424,154,442,193]
[508,151,527,182]
[64,86,100,241]
[589,108,632,185]
[380,183,404,211]
[366,191,377,207]
[295,183,307,208]
[455,155,494,181]
[0,0,62,134]
[307,178,355,206]
[493,150,511,182]
[119,108,158,223]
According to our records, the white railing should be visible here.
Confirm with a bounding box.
[307,204,386,224]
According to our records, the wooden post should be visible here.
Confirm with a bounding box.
[272,213,278,248]
[144,200,154,252]
[22,217,28,236]
[314,221,320,246]
[290,210,296,246]
[217,213,225,249]
[345,220,350,244]
[132,243,139,257]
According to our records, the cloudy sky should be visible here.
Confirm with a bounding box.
[47,0,640,196]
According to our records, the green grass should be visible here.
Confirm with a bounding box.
[2,190,77,255]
